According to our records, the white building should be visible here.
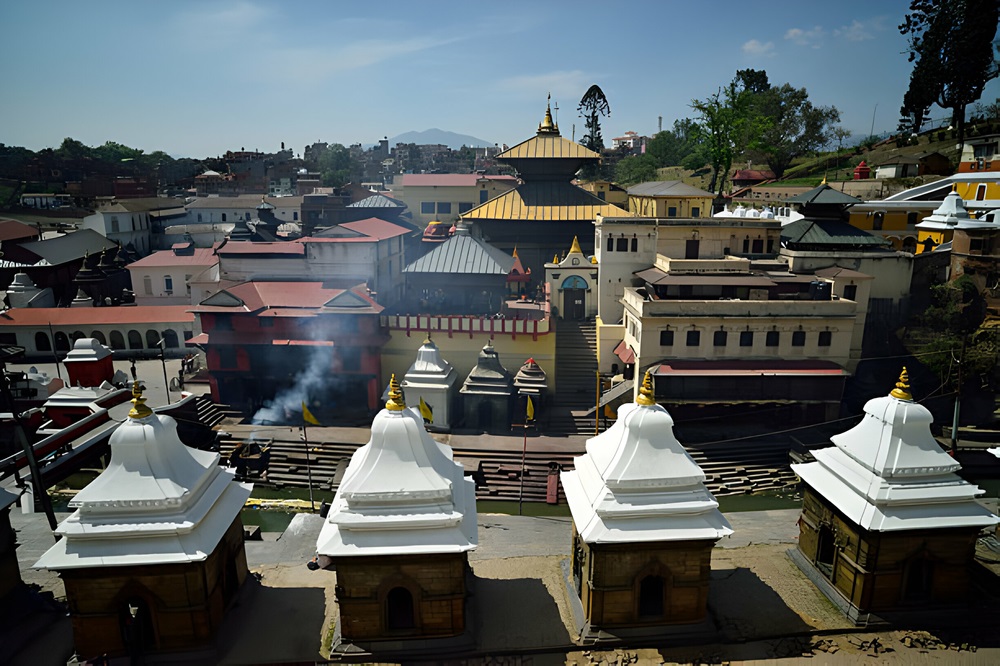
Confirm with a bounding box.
[126,243,219,305]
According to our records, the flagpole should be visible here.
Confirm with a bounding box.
[302,423,316,512]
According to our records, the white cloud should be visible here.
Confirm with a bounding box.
[834,18,883,41]
[494,70,597,101]
[741,39,775,57]
[784,26,824,48]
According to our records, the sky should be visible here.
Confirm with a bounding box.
[3,0,998,159]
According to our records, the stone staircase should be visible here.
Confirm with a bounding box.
[547,319,599,435]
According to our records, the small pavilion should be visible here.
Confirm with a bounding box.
[561,372,733,637]
[459,340,515,432]
[513,356,548,419]
[400,336,460,431]
[791,369,999,622]
[35,382,252,661]
[316,375,477,651]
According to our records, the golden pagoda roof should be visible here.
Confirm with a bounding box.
[497,134,600,161]
[460,181,632,221]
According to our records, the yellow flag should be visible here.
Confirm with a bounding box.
[418,396,433,423]
[302,401,320,426]
[526,395,535,421]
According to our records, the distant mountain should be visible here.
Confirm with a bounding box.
[389,129,494,150]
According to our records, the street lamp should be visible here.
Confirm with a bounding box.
[157,338,170,402]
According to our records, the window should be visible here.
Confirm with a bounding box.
[143,276,152,296]
[818,331,832,346]
[740,331,754,346]
[873,212,884,230]
[792,330,806,346]
[713,330,727,346]
[458,202,473,213]
[977,184,987,201]
[743,237,750,253]
[197,213,202,223]
[616,237,628,252]
[766,330,779,347]
[606,237,614,251]
[34,332,51,352]
[293,212,299,221]
[185,275,192,295]
[686,330,700,346]
[437,202,451,215]
[843,284,857,301]
[630,237,638,252]
[907,212,917,226]
[597,191,605,201]
[420,202,435,215]
[480,189,489,204]
[752,238,763,253]
[164,275,173,293]
[691,207,700,218]
[660,330,674,346]
[222,213,227,222]
[667,206,677,217]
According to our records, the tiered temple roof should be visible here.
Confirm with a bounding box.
[561,373,733,544]
[460,341,514,397]
[513,357,547,398]
[792,369,999,532]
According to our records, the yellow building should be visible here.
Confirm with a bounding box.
[389,174,518,228]
[627,181,714,219]
[576,180,628,207]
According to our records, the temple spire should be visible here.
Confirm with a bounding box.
[386,374,406,411]
[569,236,583,255]
[128,380,152,419]
[890,367,912,401]
[537,94,559,135]
[636,371,656,406]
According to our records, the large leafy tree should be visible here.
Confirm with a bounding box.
[646,118,704,169]
[614,154,658,187]
[899,0,1000,145]
[750,84,840,178]
[578,85,611,153]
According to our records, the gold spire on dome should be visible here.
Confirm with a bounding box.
[537,93,559,135]
[552,253,559,263]
[128,380,153,419]
[636,371,656,406]
[569,236,583,255]
[591,255,598,264]
[890,367,912,401]
[821,175,828,185]
[512,246,519,258]
[386,374,406,411]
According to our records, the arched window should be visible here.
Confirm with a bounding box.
[146,330,161,348]
[35,332,51,352]
[54,332,71,352]
[90,331,107,345]
[385,587,415,630]
[128,330,143,349]
[162,329,179,348]
[110,330,126,350]
[71,330,86,342]
[638,575,665,619]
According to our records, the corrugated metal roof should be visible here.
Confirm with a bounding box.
[785,184,861,205]
[19,229,117,265]
[460,181,631,221]
[346,193,406,208]
[627,180,715,198]
[781,219,889,247]
[403,230,515,275]
[497,134,599,160]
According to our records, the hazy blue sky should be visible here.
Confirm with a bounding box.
[3,0,997,158]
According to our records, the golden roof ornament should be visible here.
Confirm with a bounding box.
[537,94,559,135]
[386,373,406,411]
[591,255,598,264]
[636,371,656,406]
[552,253,559,263]
[512,246,519,258]
[821,175,828,185]
[569,236,583,255]
[890,367,912,401]
[128,380,153,419]
[424,333,432,344]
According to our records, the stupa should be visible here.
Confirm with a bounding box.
[400,336,459,431]
[791,368,999,622]
[317,375,477,649]
[35,382,252,660]
[459,340,515,432]
[561,372,732,636]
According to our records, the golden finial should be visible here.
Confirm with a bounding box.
[890,367,912,401]
[386,374,406,411]
[591,255,598,264]
[537,94,558,135]
[552,253,559,264]
[512,246,519,258]
[423,333,432,344]
[569,236,583,255]
[128,380,153,419]
[636,371,656,406]
[821,175,828,185]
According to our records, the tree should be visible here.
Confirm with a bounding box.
[578,85,611,153]
[691,81,750,194]
[900,0,1000,146]
[646,118,703,168]
[750,84,840,178]
[614,154,658,187]
[316,143,353,187]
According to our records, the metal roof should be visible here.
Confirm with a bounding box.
[186,195,303,209]
[627,180,715,198]
[497,134,600,161]
[781,219,889,247]
[0,219,40,242]
[18,228,117,265]
[460,181,631,221]
[785,184,861,206]
[635,267,777,287]
[346,193,407,208]
[403,229,515,275]
[0,305,195,326]
[398,174,517,187]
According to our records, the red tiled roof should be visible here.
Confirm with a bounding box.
[653,360,847,376]
[732,169,776,181]
[193,281,382,314]
[338,217,411,240]
[400,174,517,188]
[613,339,635,364]
[0,219,40,242]
[0,306,195,327]
[216,241,305,255]
[126,247,219,268]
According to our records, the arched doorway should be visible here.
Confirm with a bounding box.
[71,330,86,343]
[146,330,161,349]
[902,556,934,602]
[385,587,415,630]
[110,330,126,350]
[34,332,51,352]
[54,332,70,352]
[90,330,107,345]
[560,275,588,320]
[637,575,665,619]
[816,524,836,579]
[127,330,143,349]
[118,596,155,657]
[162,329,179,349]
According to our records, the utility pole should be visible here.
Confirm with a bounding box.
[950,337,966,454]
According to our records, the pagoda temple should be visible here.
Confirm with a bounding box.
[34,382,252,660]
[459,340,515,432]
[400,336,459,431]
[791,369,999,622]
[316,375,477,650]
[513,356,547,419]
[560,372,733,635]
[459,99,631,279]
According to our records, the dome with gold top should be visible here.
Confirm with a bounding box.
[560,372,733,544]
[316,375,477,556]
